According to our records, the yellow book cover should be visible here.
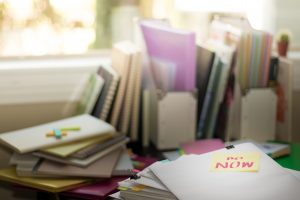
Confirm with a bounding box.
[0,168,89,193]
[41,133,114,157]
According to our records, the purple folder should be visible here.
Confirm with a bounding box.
[180,139,224,155]
[61,177,126,200]
[140,21,196,91]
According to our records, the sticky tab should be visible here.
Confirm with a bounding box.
[54,129,62,139]
[132,184,146,192]
[118,186,128,191]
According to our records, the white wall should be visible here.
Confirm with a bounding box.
[275,0,300,49]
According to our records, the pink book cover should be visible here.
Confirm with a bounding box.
[180,139,224,155]
[61,177,126,200]
[140,21,196,91]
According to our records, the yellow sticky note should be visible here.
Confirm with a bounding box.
[132,184,146,192]
[210,152,260,172]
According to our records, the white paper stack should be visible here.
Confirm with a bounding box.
[114,143,300,200]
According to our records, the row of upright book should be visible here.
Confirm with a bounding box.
[77,41,142,142]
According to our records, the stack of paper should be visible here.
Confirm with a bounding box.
[0,114,133,193]
[114,143,300,200]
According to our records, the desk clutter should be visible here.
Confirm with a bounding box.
[0,16,300,200]
[0,114,136,198]
[111,143,300,200]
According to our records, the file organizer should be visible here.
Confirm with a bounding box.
[149,90,197,150]
[240,88,277,142]
[226,85,277,142]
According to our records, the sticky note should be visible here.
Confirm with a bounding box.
[132,184,146,192]
[118,186,128,191]
[210,152,260,172]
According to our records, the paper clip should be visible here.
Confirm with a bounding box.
[226,145,235,150]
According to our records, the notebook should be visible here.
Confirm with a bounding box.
[92,65,120,121]
[129,47,142,141]
[0,168,89,193]
[77,73,105,114]
[196,46,215,123]
[119,44,142,136]
[15,147,133,178]
[33,137,129,167]
[40,133,114,157]
[70,134,128,159]
[110,41,134,129]
[0,114,116,153]
[150,143,300,200]
[34,148,122,178]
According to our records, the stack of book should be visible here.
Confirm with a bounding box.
[0,114,133,197]
[113,143,300,200]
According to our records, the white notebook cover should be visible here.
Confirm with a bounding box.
[0,114,115,153]
[150,143,300,200]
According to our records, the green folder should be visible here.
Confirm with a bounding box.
[275,143,300,171]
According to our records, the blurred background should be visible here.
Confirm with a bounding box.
[0,0,299,57]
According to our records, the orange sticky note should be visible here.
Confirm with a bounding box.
[210,152,260,172]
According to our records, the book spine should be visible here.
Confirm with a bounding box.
[100,77,119,121]
[130,53,142,141]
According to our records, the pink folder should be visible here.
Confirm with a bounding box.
[180,139,224,155]
[61,177,126,200]
[140,21,196,91]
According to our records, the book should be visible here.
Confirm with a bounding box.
[9,153,39,167]
[205,46,234,138]
[197,57,223,138]
[33,137,129,167]
[112,147,134,176]
[70,134,128,159]
[0,114,116,153]
[39,133,114,157]
[110,41,134,129]
[15,147,133,178]
[92,65,120,121]
[129,50,142,141]
[0,168,89,193]
[140,20,196,91]
[34,148,122,178]
[119,43,142,136]
[77,73,105,114]
[142,90,151,147]
[196,46,215,123]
